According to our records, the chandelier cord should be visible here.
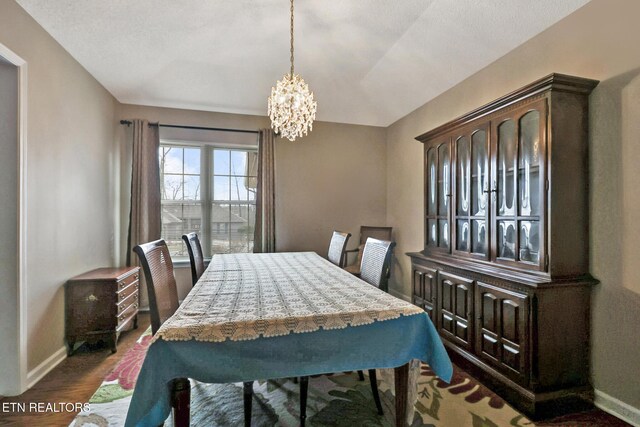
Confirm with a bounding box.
[290,0,294,77]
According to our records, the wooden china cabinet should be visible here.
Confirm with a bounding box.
[408,74,599,418]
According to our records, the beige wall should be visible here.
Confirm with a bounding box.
[116,104,387,299]
[0,1,117,377]
[386,0,640,410]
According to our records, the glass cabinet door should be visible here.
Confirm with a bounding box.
[425,140,451,252]
[452,122,490,258]
[491,99,546,270]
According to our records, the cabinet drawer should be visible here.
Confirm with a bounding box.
[117,280,139,303]
[117,300,138,327]
[117,271,139,291]
[117,290,139,316]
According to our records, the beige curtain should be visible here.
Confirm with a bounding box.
[253,129,276,253]
[126,120,161,265]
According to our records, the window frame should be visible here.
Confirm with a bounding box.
[159,138,258,262]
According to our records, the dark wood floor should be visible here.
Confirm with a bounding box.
[0,313,150,427]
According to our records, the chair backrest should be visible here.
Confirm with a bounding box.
[359,226,393,245]
[327,231,351,267]
[182,232,205,287]
[360,238,396,292]
[133,239,180,335]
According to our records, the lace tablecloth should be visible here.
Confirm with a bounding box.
[155,252,422,343]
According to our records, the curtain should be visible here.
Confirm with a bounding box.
[126,120,161,265]
[253,129,276,253]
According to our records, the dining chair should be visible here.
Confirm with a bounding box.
[299,238,397,422]
[344,226,392,276]
[327,231,351,267]
[182,232,205,287]
[359,237,396,293]
[134,239,254,427]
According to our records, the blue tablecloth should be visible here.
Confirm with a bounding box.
[124,311,452,426]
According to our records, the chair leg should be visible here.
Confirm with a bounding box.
[357,370,365,381]
[243,381,253,427]
[300,376,309,426]
[368,369,384,415]
[170,378,191,427]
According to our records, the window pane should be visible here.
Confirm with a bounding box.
[438,143,450,216]
[183,175,200,200]
[427,219,437,247]
[456,220,469,252]
[230,176,249,201]
[519,221,540,263]
[427,147,437,216]
[519,111,541,216]
[247,151,259,177]
[456,136,470,216]
[471,130,488,217]
[230,205,250,253]
[498,120,516,216]
[161,202,202,257]
[497,220,516,259]
[211,203,230,254]
[230,151,247,176]
[214,149,230,175]
[163,174,183,200]
[438,219,449,249]
[471,219,487,255]
[184,148,201,174]
[213,176,230,200]
[161,147,183,174]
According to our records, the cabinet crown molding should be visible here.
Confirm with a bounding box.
[415,73,599,143]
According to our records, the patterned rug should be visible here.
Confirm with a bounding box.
[68,327,624,427]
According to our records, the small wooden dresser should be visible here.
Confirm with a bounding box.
[65,266,140,355]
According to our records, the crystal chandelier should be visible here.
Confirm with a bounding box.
[267,0,317,141]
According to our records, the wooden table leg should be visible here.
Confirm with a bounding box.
[170,378,191,427]
[394,363,409,427]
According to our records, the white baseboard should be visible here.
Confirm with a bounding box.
[389,288,411,302]
[594,389,640,426]
[26,345,67,389]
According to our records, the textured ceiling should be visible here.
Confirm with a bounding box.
[16,0,590,126]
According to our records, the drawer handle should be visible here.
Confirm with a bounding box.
[119,281,126,289]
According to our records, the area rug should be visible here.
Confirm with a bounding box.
[68,327,619,427]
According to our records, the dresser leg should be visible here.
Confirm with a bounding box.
[394,363,409,427]
[109,333,118,353]
[133,314,139,329]
[67,337,76,356]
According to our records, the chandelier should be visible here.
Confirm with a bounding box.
[267,0,317,141]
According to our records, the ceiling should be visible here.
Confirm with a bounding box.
[16,0,590,127]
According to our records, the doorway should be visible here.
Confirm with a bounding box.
[0,46,27,396]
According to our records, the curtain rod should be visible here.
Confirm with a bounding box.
[119,120,260,135]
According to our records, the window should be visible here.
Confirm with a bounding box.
[159,142,258,260]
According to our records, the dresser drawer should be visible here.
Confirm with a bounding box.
[117,271,139,291]
[117,280,139,303]
[117,290,139,316]
[117,300,139,328]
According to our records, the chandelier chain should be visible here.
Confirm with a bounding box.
[267,0,316,141]
[290,0,294,76]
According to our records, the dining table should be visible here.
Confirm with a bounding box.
[124,251,452,427]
